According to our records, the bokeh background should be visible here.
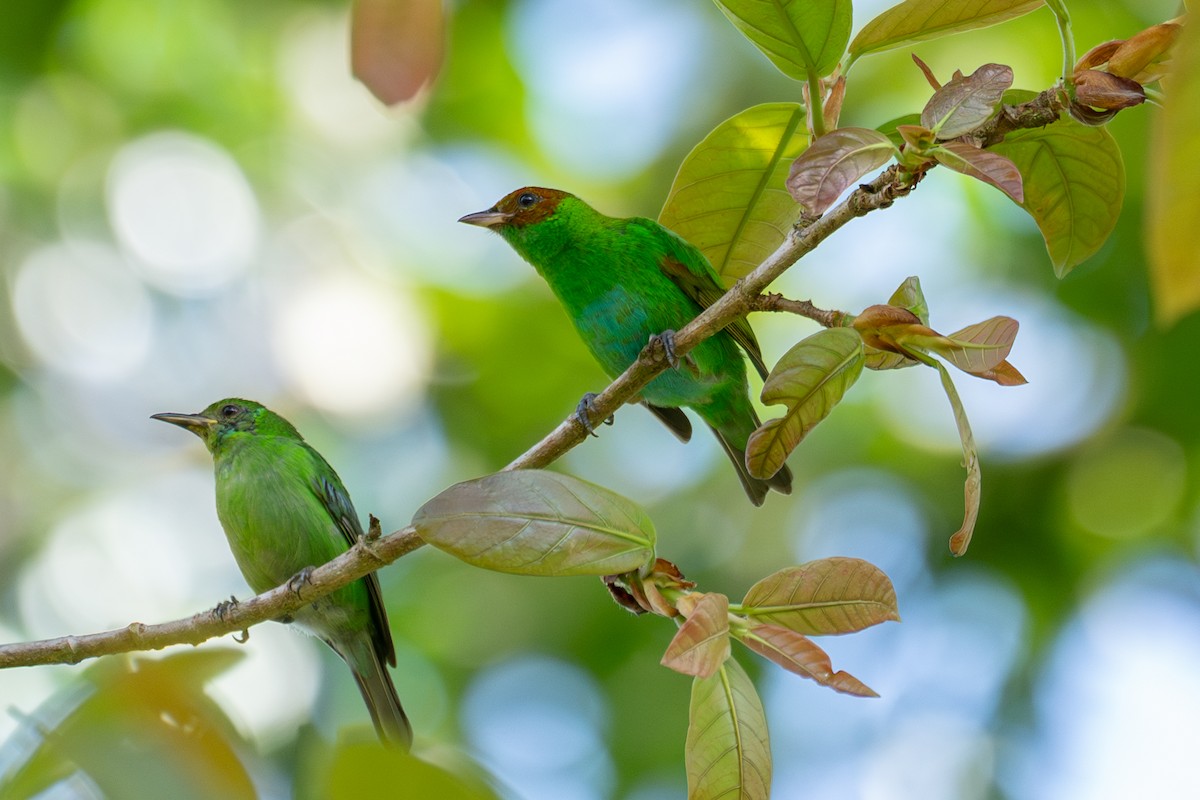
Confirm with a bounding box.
[1,0,1197,797]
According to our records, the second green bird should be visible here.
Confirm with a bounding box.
[460,187,792,505]
[153,399,411,748]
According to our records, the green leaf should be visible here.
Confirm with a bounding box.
[320,742,501,800]
[746,328,864,480]
[412,470,656,576]
[662,593,732,679]
[990,119,1124,277]
[712,0,853,79]
[929,359,982,556]
[933,141,1023,202]
[738,557,900,634]
[887,275,929,324]
[848,0,1045,62]
[1148,15,1200,325]
[686,658,771,800]
[786,127,896,216]
[659,103,809,284]
[740,623,878,697]
[921,63,1013,138]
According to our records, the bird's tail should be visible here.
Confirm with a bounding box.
[343,641,412,750]
[708,424,793,507]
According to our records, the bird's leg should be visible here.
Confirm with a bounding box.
[574,392,614,437]
[649,329,680,369]
[212,595,240,621]
[287,566,315,596]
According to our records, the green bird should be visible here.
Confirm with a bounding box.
[152,399,411,748]
[459,187,793,505]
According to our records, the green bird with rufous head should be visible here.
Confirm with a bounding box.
[152,398,411,748]
[460,187,792,505]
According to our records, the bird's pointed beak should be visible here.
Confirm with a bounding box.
[151,412,216,438]
[458,207,513,228]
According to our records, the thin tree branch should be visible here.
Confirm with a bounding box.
[0,84,1075,671]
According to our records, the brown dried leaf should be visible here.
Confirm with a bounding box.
[351,0,444,105]
[741,624,878,697]
[661,593,732,679]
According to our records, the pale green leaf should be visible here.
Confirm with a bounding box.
[787,127,896,216]
[738,557,900,634]
[1148,14,1200,325]
[740,623,878,697]
[686,658,771,800]
[887,275,929,324]
[746,328,864,479]
[991,119,1124,276]
[712,0,853,79]
[659,103,808,284]
[662,593,732,679]
[921,63,1013,138]
[932,361,982,556]
[412,470,655,576]
[849,0,1045,62]
[324,743,501,800]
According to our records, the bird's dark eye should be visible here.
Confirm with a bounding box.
[220,404,240,419]
[517,192,537,208]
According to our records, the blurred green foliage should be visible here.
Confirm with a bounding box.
[0,0,1197,798]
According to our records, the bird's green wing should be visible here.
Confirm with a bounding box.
[646,219,769,380]
[308,451,397,667]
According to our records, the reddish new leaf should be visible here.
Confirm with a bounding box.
[921,63,1013,138]
[933,141,1024,202]
[741,624,878,697]
[904,315,1019,374]
[739,558,899,635]
[661,593,731,679]
[1073,70,1145,110]
[786,127,896,216]
[351,0,444,105]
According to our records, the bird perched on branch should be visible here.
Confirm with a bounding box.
[460,187,792,505]
[152,399,411,748]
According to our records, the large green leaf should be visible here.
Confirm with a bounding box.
[746,327,864,480]
[737,557,899,634]
[412,470,656,576]
[320,742,501,800]
[685,658,771,800]
[712,0,853,79]
[1148,14,1200,325]
[659,103,808,283]
[991,119,1124,277]
[848,0,1045,62]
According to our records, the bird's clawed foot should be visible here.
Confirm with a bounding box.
[213,595,239,621]
[287,566,315,597]
[650,330,680,369]
[574,392,614,437]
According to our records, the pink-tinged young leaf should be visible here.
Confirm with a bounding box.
[660,104,809,283]
[931,362,982,556]
[686,658,771,800]
[849,0,1044,62]
[741,624,878,697]
[933,141,1024,202]
[738,557,900,634]
[991,119,1124,277]
[921,63,1013,138]
[911,53,942,89]
[1148,16,1200,326]
[787,127,897,216]
[747,328,864,480]
[661,593,732,679]
[823,75,847,132]
[1073,69,1145,110]
[351,0,444,105]
[712,0,853,79]
[976,359,1028,386]
[1075,39,1124,72]
[412,470,655,576]
[903,315,1018,374]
